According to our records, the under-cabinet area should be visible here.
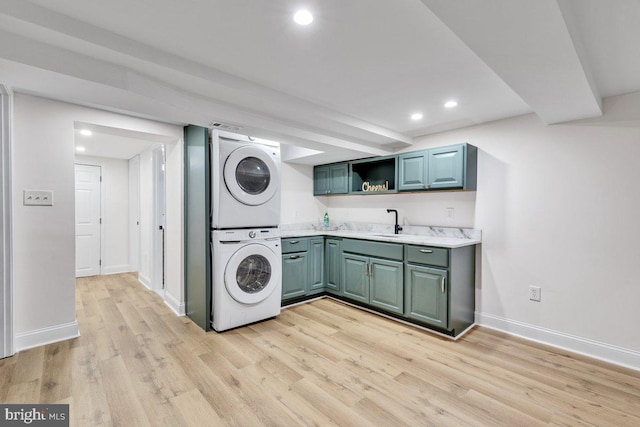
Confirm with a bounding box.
[281,233,477,337]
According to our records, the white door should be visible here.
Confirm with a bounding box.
[75,164,101,277]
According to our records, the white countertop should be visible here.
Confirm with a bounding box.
[280,225,481,249]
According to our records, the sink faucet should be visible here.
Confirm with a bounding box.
[386,209,403,234]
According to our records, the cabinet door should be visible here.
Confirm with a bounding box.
[398,150,428,191]
[428,145,464,189]
[342,253,369,303]
[308,238,325,294]
[282,253,308,301]
[329,163,349,194]
[313,166,330,195]
[370,258,404,315]
[405,264,448,328]
[325,238,342,294]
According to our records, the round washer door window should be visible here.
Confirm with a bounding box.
[224,145,279,206]
[225,243,280,304]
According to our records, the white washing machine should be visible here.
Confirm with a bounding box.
[211,131,281,229]
[211,228,282,332]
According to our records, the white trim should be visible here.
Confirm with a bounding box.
[138,273,151,290]
[102,264,131,275]
[476,312,640,372]
[164,291,185,316]
[0,85,14,359]
[14,320,80,352]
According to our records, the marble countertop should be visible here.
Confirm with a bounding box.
[280,222,481,249]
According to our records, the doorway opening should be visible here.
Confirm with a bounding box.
[73,122,167,294]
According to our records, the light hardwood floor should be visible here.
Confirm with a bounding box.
[2,273,640,426]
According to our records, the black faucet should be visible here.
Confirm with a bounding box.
[386,209,403,234]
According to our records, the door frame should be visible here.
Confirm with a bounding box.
[74,162,103,277]
[0,85,14,359]
[151,145,166,294]
[129,155,140,273]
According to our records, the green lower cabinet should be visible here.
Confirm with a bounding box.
[342,253,369,303]
[370,259,404,315]
[324,238,342,294]
[282,252,308,300]
[308,238,325,295]
[342,252,404,314]
[405,264,448,328]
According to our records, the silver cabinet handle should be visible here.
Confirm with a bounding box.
[289,255,301,260]
[419,249,433,254]
[289,240,299,244]
[441,276,446,293]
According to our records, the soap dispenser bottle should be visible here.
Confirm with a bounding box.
[323,212,330,228]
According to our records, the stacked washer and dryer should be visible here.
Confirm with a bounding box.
[210,131,282,332]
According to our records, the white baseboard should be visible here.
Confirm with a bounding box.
[102,264,130,275]
[476,312,640,372]
[15,320,80,352]
[138,273,151,290]
[164,291,185,316]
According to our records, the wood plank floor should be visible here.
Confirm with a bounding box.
[2,273,640,426]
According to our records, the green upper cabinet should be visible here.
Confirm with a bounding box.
[314,163,348,195]
[428,144,465,190]
[399,143,477,191]
[314,142,476,196]
[398,150,428,191]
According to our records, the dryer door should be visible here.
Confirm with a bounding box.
[224,243,280,304]
[223,145,279,206]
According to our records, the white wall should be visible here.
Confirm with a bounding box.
[164,141,184,314]
[75,155,130,274]
[282,105,640,368]
[280,161,325,224]
[12,93,183,350]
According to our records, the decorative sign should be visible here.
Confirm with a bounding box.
[361,181,389,192]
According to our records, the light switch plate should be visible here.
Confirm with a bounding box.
[23,190,54,206]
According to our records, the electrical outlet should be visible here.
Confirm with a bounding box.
[529,286,541,302]
[446,207,455,219]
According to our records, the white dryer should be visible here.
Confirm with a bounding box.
[211,228,281,331]
[211,131,281,229]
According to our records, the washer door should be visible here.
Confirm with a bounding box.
[224,243,279,304]
[223,145,279,206]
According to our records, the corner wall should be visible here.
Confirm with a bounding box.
[12,94,183,350]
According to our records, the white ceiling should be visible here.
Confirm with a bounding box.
[1,0,639,164]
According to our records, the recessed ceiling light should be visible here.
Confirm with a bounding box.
[444,100,458,109]
[76,146,86,152]
[410,113,423,121]
[293,9,313,25]
[80,129,92,136]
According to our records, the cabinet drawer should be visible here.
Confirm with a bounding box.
[405,245,449,268]
[282,237,310,253]
[342,238,403,261]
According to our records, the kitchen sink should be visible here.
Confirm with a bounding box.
[374,234,401,238]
